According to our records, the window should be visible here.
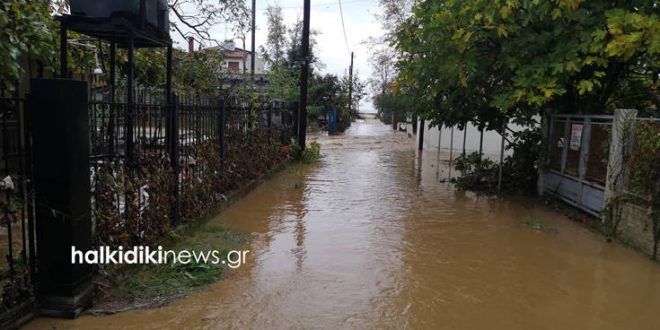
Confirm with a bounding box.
[228,62,239,72]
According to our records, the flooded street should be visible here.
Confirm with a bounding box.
[26,119,660,329]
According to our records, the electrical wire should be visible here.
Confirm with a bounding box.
[338,0,351,55]
[267,0,372,11]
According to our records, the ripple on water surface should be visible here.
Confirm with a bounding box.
[24,119,660,330]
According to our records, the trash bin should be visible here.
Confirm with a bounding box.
[328,108,337,135]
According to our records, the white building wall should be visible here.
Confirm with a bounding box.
[222,54,266,75]
[235,54,266,74]
[417,119,533,157]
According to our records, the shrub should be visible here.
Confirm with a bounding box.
[453,127,541,193]
[291,141,321,163]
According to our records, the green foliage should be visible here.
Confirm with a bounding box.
[395,0,659,130]
[453,152,498,191]
[264,63,299,100]
[453,127,542,193]
[262,4,364,132]
[453,152,495,174]
[291,141,321,163]
[132,48,167,89]
[0,0,55,91]
[504,127,544,191]
[629,122,660,198]
[628,121,660,259]
[375,93,416,115]
[261,5,287,65]
[602,120,659,259]
[174,48,224,93]
[307,105,322,119]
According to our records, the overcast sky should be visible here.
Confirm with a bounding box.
[174,0,384,113]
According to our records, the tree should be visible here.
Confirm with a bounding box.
[260,4,297,100]
[261,5,288,65]
[395,0,659,130]
[0,0,55,91]
[367,0,416,115]
[373,0,417,43]
[346,73,367,112]
[261,6,322,103]
[368,48,397,109]
[286,18,322,74]
[168,0,250,46]
[50,0,250,48]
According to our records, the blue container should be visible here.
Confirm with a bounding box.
[328,109,337,135]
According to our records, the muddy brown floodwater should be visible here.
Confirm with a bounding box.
[26,119,660,329]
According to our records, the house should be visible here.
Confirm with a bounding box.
[209,41,265,75]
[198,40,267,90]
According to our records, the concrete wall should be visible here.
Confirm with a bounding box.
[617,203,655,256]
[603,109,658,257]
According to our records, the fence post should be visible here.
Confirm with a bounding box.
[268,101,273,144]
[168,93,179,168]
[537,110,550,196]
[108,41,116,156]
[418,119,425,150]
[168,93,179,222]
[218,97,225,158]
[603,109,638,220]
[498,123,506,194]
[576,117,592,209]
[292,101,299,143]
[126,31,135,164]
[22,96,37,285]
[437,124,442,157]
[449,126,454,163]
[29,79,93,317]
[462,126,467,156]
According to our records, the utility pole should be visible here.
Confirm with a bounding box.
[251,0,256,84]
[298,0,311,149]
[347,52,354,119]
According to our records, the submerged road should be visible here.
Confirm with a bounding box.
[26,119,660,329]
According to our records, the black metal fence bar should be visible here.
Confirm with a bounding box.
[0,94,37,313]
[87,92,295,242]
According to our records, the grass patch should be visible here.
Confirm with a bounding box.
[94,225,247,309]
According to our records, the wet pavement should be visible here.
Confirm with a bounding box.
[25,119,660,329]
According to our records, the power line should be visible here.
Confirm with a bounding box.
[266,0,372,11]
[338,0,351,55]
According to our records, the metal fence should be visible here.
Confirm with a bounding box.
[0,93,37,324]
[88,89,296,246]
[0,84,296,323]
[541,112,659,217]
[542,114,613,216]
